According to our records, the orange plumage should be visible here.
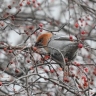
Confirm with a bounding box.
[36,32,52,46]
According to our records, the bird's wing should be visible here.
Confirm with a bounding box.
[61,43,78,60]
[49,42,78,70]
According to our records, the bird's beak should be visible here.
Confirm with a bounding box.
[35,42,42,47]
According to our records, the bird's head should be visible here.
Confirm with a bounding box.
[35,32,52,47]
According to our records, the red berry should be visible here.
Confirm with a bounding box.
[8,5,11,9]
[87,55,91,58]
[83,82,88,87]
[30,67,34,70]
[64,58,68,62]
[78,84,82,89]
[27,1,30,5]
[90,82,93,85]
[74,62,80,66]
[25,31,29,35]
[11,16,15,20]
[93,71,96,76]
[50,69,54,73]
[78,43,83,48]
[15,69,20,73]
[37,3,40,6]
[82,76,87,82]
[10,61,14,64]
[81,31,85,35]
[69,36,73,41]
[29,26,34,30]
[84,68,88,72]
[0,82,2,86]
[19,3,23,6]
[39,23,43,27]
[71,74,75,77]
[8,50,13,53]
[32,47,37,51]
[44,55,50,60]
[32,0,36,3]
[86,22,89,26]
[3,48,7,51]
[87,17,90,20]
[0,42,4,45]
[76,63,80,66]
[74,22,79,28]
[40,29,42,32]
[27,60,30,63]
[75,76,79,79]
[0,22,4,26]
[6,12,9,15]
[63,77,69,82]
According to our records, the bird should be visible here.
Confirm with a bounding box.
[35,32,78,70]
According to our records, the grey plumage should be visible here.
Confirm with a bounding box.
[35,32,78,69]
